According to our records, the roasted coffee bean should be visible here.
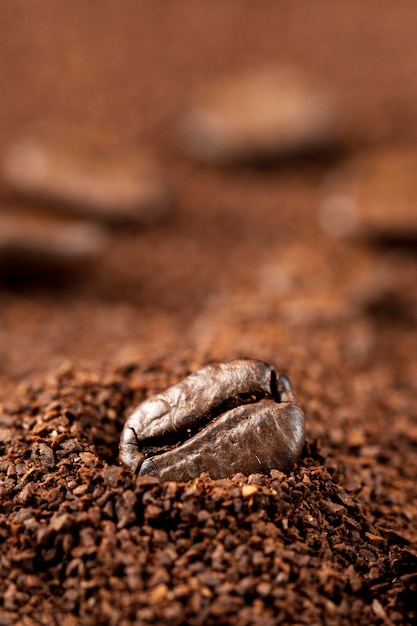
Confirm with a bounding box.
[3,135,171,225]
[320,147,417,240]
[176,69,341,164]
[119,359,305,481]
[0,212,108,279]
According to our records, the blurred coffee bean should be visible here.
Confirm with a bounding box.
[2,135,171,225]
[0,212,108,282]
[176,69,342,164]
[320,147,417,240]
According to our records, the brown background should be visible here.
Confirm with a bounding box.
[1,1,417,379]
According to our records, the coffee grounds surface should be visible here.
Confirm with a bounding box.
[1,2,417,624]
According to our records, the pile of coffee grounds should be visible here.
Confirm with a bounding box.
[1,358,416,625]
